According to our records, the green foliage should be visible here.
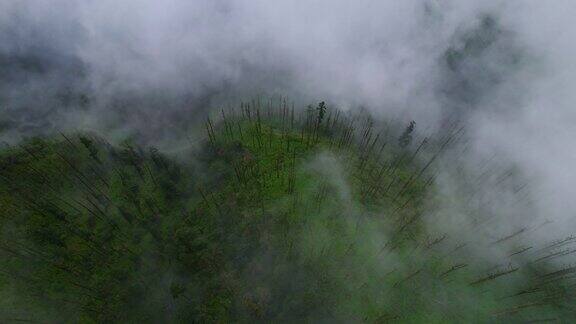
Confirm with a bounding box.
[0,100,573,322]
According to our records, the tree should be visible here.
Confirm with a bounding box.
[398,121,416,148]
[316,101,327,125]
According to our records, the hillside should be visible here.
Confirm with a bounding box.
[0,100,573,322]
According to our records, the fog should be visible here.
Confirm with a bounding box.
[1,0,575,242]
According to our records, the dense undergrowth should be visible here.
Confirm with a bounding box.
[0,100,574,322]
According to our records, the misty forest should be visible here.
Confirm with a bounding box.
[1,1,576,323]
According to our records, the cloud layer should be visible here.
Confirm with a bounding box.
[1,0,575,237]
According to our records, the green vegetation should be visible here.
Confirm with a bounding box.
[0,99,574,322]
